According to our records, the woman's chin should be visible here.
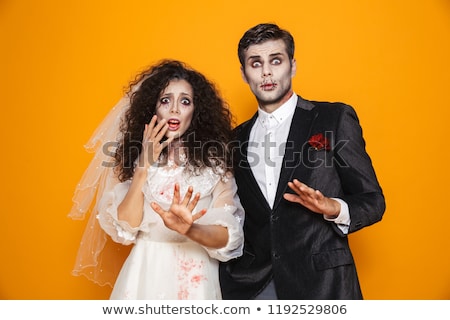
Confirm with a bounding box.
[166,131,182,140]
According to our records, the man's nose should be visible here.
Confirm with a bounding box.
[261,64,272,77]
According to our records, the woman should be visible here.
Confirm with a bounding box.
[69,60,244,299]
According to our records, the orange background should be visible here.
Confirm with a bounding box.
[1,0,450,299]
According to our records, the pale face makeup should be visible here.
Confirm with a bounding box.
[156,78,194,139]
[241,39,296,113]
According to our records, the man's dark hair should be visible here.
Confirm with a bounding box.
[238,23,295,68]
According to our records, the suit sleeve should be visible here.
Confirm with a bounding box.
[333,104,386,233]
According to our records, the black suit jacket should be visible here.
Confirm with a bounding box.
[219,96,385,299]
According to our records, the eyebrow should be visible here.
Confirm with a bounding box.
[161,92,192,97]
[247,52,284,61]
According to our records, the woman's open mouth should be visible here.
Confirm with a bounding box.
[167,118,180,131]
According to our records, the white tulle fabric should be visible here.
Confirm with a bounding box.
[68,92,133,287]
[97,165,244,299]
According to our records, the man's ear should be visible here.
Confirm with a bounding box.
[291,58,297,77]
[240,66,249,84]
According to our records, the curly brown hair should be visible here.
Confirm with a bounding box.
[114,60,235,182]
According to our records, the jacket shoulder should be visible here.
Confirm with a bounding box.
[307,100,355,113]
[307,100,359,121]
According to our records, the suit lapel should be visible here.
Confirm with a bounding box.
[272,97,318,211]
[236,113,272,212]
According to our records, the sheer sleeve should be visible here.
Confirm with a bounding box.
[96,180,140,245]
[195,173,245,262]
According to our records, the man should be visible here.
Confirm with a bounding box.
[219,23,386,299]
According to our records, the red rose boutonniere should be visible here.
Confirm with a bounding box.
[308,133,331,151]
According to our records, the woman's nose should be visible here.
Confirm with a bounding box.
[169,103,180,114]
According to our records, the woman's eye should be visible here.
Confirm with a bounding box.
[181,98,191,106]
[159,97,171,107]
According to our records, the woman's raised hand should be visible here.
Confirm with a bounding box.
[151,183,207,235]
[138,115,174,170]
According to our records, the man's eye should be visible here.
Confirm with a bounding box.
[251,61,262,68]
[272,58,281,65]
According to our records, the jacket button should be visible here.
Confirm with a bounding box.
[271,215,279,222]
[272,252,280,259]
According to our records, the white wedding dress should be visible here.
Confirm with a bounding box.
[96,162,244,300]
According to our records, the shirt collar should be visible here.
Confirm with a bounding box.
[257,94,298,129]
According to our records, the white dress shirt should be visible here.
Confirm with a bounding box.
[248,94,350,233]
